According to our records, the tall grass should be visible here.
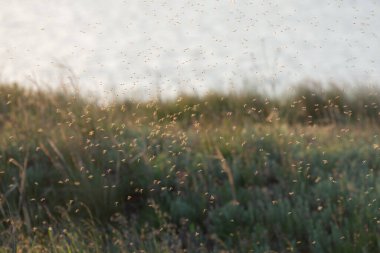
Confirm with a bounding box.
[0,82,379,252]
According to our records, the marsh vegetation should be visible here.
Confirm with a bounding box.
[0,82,379,252]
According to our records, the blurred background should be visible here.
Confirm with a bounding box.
[0,0,379,100]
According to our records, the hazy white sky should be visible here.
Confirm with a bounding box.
[0,0,379,99]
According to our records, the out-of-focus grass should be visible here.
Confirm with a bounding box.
[0,82,379,252]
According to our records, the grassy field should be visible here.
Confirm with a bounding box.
[0,82,379,252]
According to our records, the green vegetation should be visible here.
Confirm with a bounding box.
[0,82,379,252]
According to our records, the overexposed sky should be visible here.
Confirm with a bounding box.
[0,0,379,99]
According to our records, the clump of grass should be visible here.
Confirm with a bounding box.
[0,81,379,252]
